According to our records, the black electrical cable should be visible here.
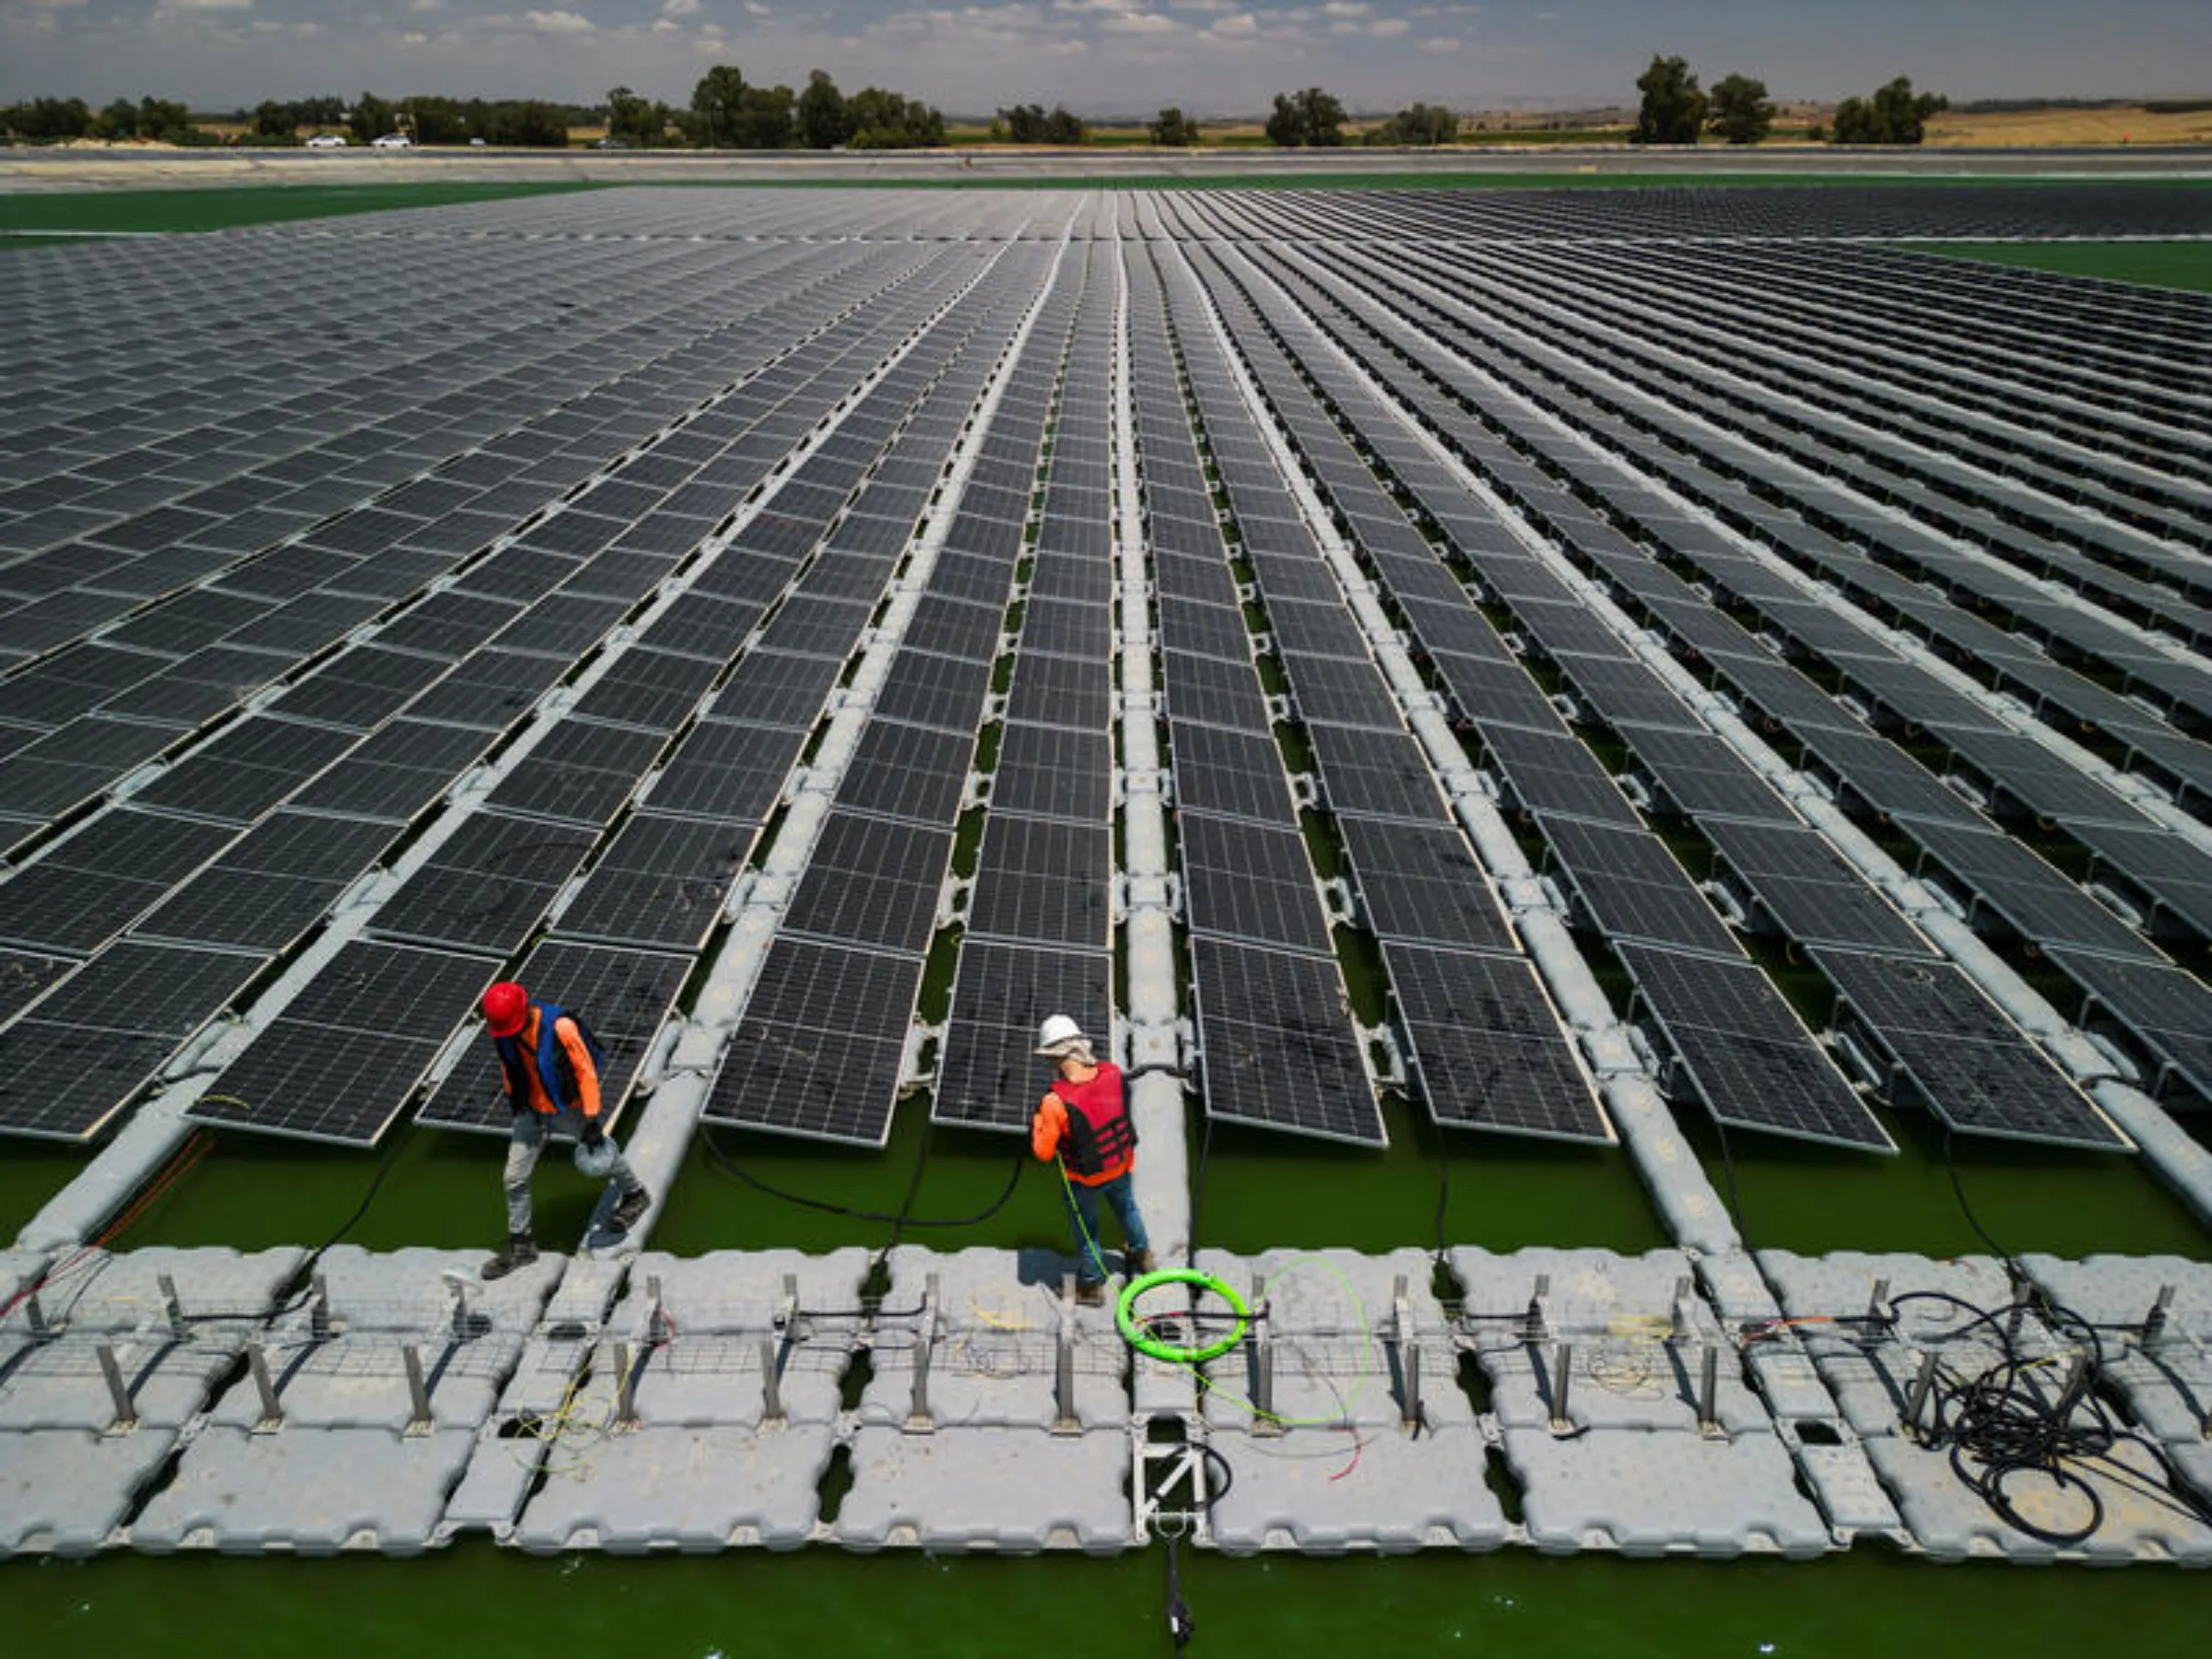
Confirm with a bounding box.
[1430,1127,1452,1267]
[700,1124,1028,1232]
[1865,1288,2212,1549]
[1184,1110,1215,1273]
[1940,1126,2019,1277]
[1708,1109,1752,1252]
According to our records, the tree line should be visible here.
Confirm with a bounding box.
[2,65,1959,152]
[605,68,943,149]
[1632,55,1947,146]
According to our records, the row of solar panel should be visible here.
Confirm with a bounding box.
[0,244,1006,1144]
[1214,234,2141,1148]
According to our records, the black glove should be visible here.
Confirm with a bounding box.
[581,1117,606,1147]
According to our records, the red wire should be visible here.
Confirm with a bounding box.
[1,1131,211,1321]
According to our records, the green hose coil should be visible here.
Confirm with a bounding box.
[1116,1268,1251,1364]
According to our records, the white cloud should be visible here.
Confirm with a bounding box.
[1211,11,1256,34]
[18,0,90,10]
[1426,34,1460,50]
[1370,16,1409,36]
[1321,0,1369,14]
[659,0,699,14]
[744,0,771,13]
[1101,8,1180,34]
[161,0,253,11]
[400,29,429,43]
[522,7,594,31]
[406,0,445,12]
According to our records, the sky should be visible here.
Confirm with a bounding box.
[4,0,2208,117]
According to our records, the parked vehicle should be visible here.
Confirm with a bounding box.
[371,133,414,149]
[305,133,347,149]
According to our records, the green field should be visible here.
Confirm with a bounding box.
[0,181,601,236]
[1913,239,2212,291]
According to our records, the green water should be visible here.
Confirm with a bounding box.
[1910,240,2212,294]
[6,1539,2203,1658]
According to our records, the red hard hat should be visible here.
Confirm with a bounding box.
[481,981,529,1038]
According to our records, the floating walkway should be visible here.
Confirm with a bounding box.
[6,1236,2209,1565]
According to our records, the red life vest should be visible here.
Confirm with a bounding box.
[1053,1064,1136,1180]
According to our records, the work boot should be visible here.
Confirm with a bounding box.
[607,1184,653,1235]
[482,1231,538,1280]
[1076,1280,1106,1308]
[1126,1249,1155,1277]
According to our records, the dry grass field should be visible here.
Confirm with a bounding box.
[1927,104,2212,146]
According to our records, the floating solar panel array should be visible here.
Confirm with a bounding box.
[2,182,2207,1168]
[934,245,1117,1135]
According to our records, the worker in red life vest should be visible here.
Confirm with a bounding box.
[478,980,653,1280]
[1030,1014,1152,1305]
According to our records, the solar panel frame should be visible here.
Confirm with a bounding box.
[1382,942,1609,1143]
[1613,941,1893,1151]
[782,811,954,956]
[933,941,1112,1131]
[701,936,924,1147]
[1190,936,1382,1146]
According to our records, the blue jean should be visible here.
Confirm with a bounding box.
[1063,1171,1149,1285]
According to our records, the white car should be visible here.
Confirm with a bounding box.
[371,133,413,149]
[305,134,347,149]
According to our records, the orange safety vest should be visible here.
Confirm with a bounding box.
[1032,1063,1135,1185]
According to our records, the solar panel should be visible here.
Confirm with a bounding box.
[1700,818,1935,955]
[1481,725,1642,828]
[642,720,797,824]
[481,721,666,827]
[838,721,975,826]
[991,723,1111,824]
[1169,720,1296,825]
[26,939,266,1040]
[1159,649,1274,734]
[1189,936,1381,1145]
[416,941,691,1135]
[0,1026,174,1142]
[704,649,840,730]
[133,868,348,954]
[1002,653,1111,733]
[2045,945,2212,1102]
[127,718,356,825]
[1179,812,1335,955]
[193,942,500,1145]
[933,941,1112,1131]
[1014,597,1112,662]
[1382,942,1608,1142]
[965,818,1112,947]
[1535,813,1743,958]
[700,937,923,1147]
[1613,943,1892,1152]
[0,947,72,1027]
[873,650,994,734]
[1338,817,1515,953]
[1310,730,1451,825]
[782,812,953,955]
[1810,947,2124,1148]
[899,594,1003,664]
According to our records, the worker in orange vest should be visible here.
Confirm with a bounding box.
[1030,1015,1152,1304]
[478,980,652,1279]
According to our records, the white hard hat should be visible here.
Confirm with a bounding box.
[1034,1014,1087,1055]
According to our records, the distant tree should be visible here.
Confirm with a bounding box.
[407,98,471,146]
[1830,76,1947,144]
[1705,73,1774,145]
[732,84,794,148]
[349,92,396,145]
[1368,101,1458,146]
[605,85,669,147]
[846,87,944,148]
[138,97,195,143]
[1632,54,1707,144]
[690,64,747,147]
[1043,105,1085,145]
[796,69,852,148]
[486,100,572,147]
[998,103,1046,143]
[1265,87,1346,147]
[12,97,94,142]
[1149,107,1202,147]
[295,95,346,127]
[96,98,142,141]
[252,100,298,141]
